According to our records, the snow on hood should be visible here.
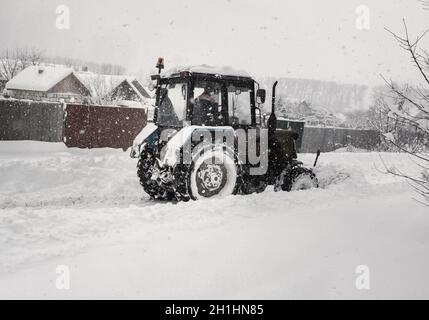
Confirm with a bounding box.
[132,122,158,147]
[160,125,235,167]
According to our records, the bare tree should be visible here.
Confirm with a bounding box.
[0,47,43,80]
[366,90,427,152]
[367,91,392,140]
[84,74,122,105]
[380,20,429,204]
[419,0,429,11]
[344,109,371,129]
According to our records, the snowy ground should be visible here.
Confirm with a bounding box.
[0,141,428,299]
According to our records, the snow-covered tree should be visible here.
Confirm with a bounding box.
[344,109,371,129]
[0,47,43,80]
[380,20,429,204]
[84,74,122,105]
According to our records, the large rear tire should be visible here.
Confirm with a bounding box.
[188,146,239,200]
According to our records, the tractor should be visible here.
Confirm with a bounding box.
[130,58,319,201]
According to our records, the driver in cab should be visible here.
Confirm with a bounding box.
[193,86,220,125]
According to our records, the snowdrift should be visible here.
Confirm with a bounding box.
[0,141,428,299]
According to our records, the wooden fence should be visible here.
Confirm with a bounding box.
[63,104,146,150]
[301,126,380,152]
[0,99,379,153]
[0,99,63,142]
[0,100,146,150]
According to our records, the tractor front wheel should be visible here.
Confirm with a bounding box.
[137,147,175,200]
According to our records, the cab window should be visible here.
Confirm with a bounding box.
[157,82,187,127]
[191,81,224,126]
[228,85,251,125]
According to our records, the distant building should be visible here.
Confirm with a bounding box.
[5,65,152,106]
[277,97,345,127]
[75,72,151,106]
[5,65,91,103]
[113,78,151,100]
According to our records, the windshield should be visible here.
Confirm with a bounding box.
[157,82,187,127]
[227,84,251,125]
[191,80,223,126]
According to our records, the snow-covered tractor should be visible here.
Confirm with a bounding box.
[130,58,319,201]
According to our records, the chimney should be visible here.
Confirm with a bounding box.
[82,66,88,72]
[38,67,44,74]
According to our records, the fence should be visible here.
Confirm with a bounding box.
[1,99,379,152]
[0,99,63,142]
[63,104,146,150]
[0,100,146,150]
[301,126,380,153]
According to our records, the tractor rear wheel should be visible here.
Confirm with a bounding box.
[188,146,239,200]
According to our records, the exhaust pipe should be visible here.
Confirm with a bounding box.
[271,81,278,115]
[267,81,279,135]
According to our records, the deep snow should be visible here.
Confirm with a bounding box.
[0,141,428,299]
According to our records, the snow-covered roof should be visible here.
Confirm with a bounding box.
[75,72,150,100]
[163,65,252,79]
[5,64,152,100]
[75,72,127,97]
[6,65,74,92]
[128,78,152,99]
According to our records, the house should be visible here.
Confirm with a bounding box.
[112,77,151,101]
[5,64,152,106]
[75,71,151,106]
[5,65,91,103]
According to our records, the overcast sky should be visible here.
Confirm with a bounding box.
[1,0,428,86]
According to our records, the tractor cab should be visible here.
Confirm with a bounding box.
[152,65,266,130]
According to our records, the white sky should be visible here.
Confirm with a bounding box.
[1,0,428,86]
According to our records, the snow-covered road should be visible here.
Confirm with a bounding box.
[0,141,428,299]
